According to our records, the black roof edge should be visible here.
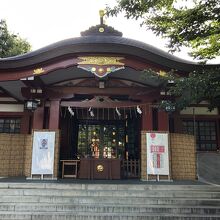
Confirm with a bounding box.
[0,36,219,72]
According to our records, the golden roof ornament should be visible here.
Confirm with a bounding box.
[99,10,105,25]
[99,10,105,18]
[80,9,122,37]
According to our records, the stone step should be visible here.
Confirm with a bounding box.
[0,188,220,198]
[0,211,220,220]
[0,203,220,215]
[1,182,220,192]
[1,182,220,220]
[0,195,220,206]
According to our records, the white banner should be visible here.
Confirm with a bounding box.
[146,132,169,175]
[31,131,55,175]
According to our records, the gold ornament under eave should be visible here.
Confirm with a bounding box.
[78,56,125,66]
[33,68,45,75]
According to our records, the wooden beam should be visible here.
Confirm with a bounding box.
[61,100,147,108]
[48,86,154,96]
[21,76,45,88]
[21,87,73,100]
[0,93,10,97]
[21,86,158,103]
[129,90,160,102]
[0,86,21,102]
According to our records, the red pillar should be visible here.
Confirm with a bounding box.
[173,111,183,133]
[20,111,31,134]
[32,106,44,129]
[48,100,60,129]
[158,110,169,131]
[141,105,153,131]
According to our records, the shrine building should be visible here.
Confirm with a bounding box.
[0,13,219,180]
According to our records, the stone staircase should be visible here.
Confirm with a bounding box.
[0,181,220,219]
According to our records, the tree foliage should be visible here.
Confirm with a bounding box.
[0,19,31,58]
[106,0,220,61]
[107,0,220,109]
[144,67,220,109]
[168,68,220,109]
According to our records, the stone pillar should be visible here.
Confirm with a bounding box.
[32,106,44,129]
[141,105,153,130]
[158,110,169,131]
[49,100,60,129]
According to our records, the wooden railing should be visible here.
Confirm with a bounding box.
[121,160,140,179]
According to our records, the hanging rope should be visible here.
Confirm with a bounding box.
[64,103,156,119]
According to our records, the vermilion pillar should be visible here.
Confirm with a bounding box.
[173,112,183,133]
[32,106,44,129]
[20,111,31,134]
[48,99,60,129]
[141,105,153,130]
[158,110,169,131]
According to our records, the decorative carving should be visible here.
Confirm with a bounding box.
[33,68,44,75]
[81,9,122,36]
[97,164,104,172]
[158,70,167,77]
[77,56,125,78]
[78,57,125,66]
[99,27,105,33]
[78,65,124,78]
[81,24,122,37]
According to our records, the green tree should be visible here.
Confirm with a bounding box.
[106,0,220,60]
[107,0,220,109]
[145,67,220,109]
[0,19,31,58]
[170,68,220,109]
